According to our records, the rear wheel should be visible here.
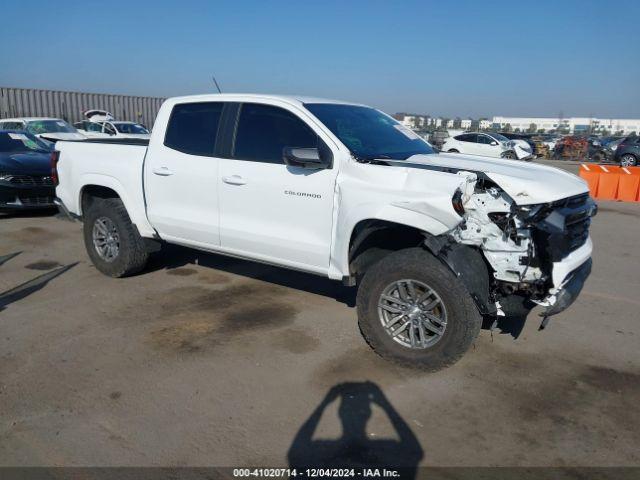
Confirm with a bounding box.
[620,154,637,167]
[356,248,482,371]
[83,198,148,277]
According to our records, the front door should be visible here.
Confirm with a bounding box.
[476,134,500,157]
[144,101,224,246]
[218,103,337,271]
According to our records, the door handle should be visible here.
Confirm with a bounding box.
[152,166,173,176]
[222,175,247,186]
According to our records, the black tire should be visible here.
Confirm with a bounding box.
[447,149,459,153]
[502,151,517,159]
[83,198,149,277]
[356,248,482,371]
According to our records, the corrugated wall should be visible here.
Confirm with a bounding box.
[0,87,165,129]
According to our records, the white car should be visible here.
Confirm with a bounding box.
[442,132,523,159]
[54,93,595,371]
[509,139,535,160]
[74,120,151,140]
[0,117,85,143]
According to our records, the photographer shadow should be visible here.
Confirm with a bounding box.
[288,382,423,477]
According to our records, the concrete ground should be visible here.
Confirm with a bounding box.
[1,161,639,468]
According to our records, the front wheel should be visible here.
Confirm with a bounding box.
[83,198,149,277]
[356,248,482,371]
[620,154,637,167]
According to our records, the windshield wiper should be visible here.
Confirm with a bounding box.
[352,153,392,164]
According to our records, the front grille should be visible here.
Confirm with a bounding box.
[565,214,590,252]
[8,175,54,186]
[532,193,594,261]
[18,196,55,206]
[550,192,589,209]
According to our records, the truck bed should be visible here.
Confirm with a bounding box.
[55,139,156,237]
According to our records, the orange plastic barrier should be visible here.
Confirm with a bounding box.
[596,165,621,200]
[578,164,640,202]
[617,167,640,202]
[578,164,600,197]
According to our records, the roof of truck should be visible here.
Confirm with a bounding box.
[166,93,364,107]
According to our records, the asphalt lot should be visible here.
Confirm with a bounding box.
[1,160,639,468]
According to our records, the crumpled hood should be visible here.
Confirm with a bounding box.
[401,153,589,205]
[0,151,52,175]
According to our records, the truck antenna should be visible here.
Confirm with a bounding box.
[212,76,222,94]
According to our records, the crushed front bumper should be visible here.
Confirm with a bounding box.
[542,257,592,317]
[534,237,593,317]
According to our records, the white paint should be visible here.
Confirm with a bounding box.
[56,93,593,309]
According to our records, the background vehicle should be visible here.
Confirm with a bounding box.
[498,132,537,152]
[602,136,625,153]
[75,120,150,139]
[441,132,519,159]
[0,117,85,144]
[428,130,449,150]
[614,135,640,166]
[0,130,55,211]
[54,94,594,371]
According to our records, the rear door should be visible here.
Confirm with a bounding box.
[144,101,225,245]
[218,102,338,272]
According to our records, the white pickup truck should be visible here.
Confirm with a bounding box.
[54,94,596,371]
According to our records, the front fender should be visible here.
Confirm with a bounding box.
[329,201,463,280]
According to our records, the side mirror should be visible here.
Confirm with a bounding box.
[283,147,329,169]
[491,141,499,146]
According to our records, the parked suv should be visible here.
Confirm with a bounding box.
[614,136,640,166]
[441,132,517,159]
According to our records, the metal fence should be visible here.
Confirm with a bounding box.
[0,87,165,129]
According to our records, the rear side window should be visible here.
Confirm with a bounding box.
[233,103,317,164]
[455,134,476,142]
[164,102,223,156]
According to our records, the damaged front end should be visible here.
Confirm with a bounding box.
[433,172,597,327]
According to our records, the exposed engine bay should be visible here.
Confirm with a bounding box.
[436,171,597,321]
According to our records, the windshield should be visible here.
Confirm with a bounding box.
[304,103,435,160]
[113,122,149,134]
[0,132,53,153]
[26,120,77,135]
[491,133,510,142]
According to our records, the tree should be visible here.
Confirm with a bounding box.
[503,123,512,133]
[528,123,537,133]
[537,129,546,134]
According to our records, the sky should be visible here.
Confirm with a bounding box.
[1,0,639,118]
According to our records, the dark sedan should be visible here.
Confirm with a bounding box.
[0,130,56,212]
[614,135,640,166]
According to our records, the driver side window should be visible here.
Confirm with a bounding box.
[233,103,317,164]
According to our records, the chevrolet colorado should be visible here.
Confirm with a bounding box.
[54,94,596,370]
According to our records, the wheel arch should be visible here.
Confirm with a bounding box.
[76,174,156,237]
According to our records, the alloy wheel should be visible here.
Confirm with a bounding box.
[377,279,447,349]
[92,216,120,262]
